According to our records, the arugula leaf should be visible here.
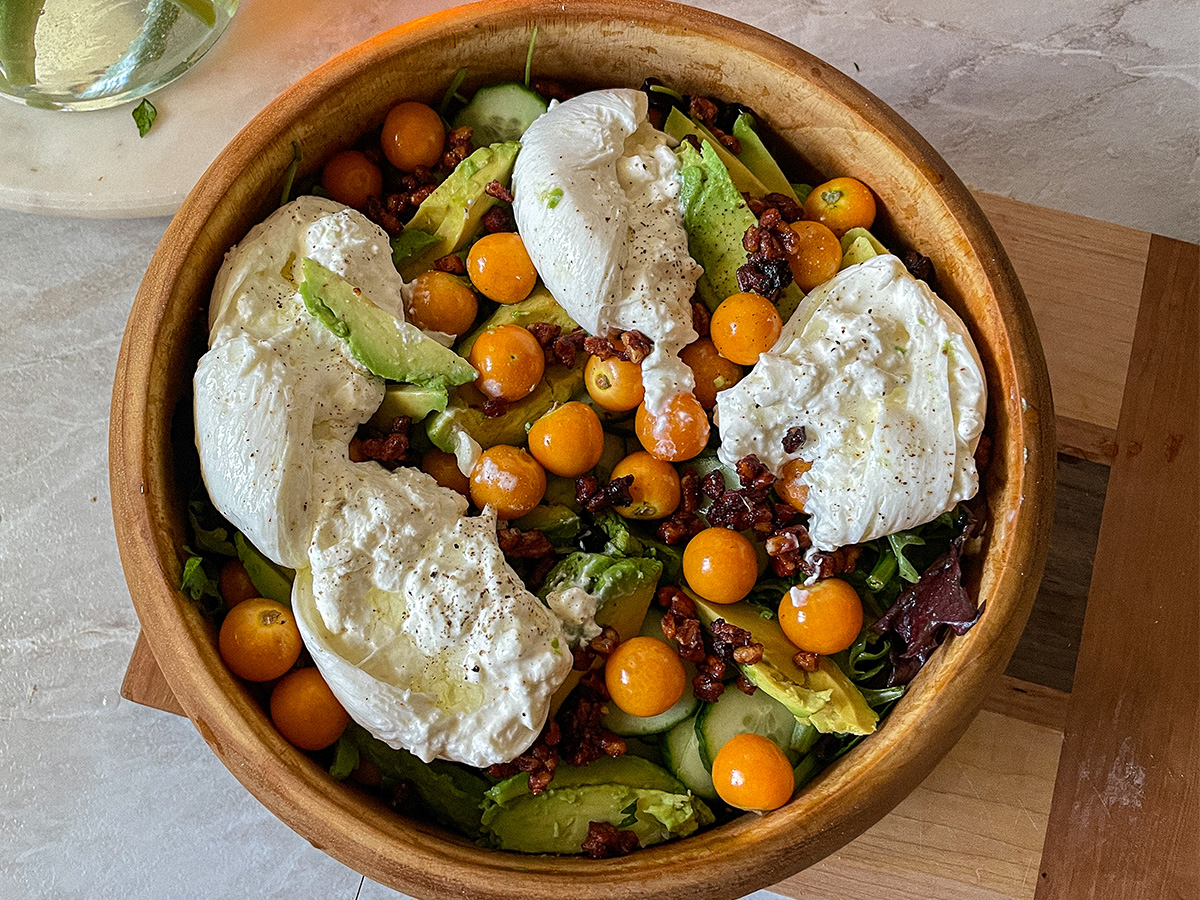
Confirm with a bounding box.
[887,531,926,583]
[132,99,156,137]
[328,733,360,780]
[617,800,639,828]
[179,549,223,617]
[188,495,236,557]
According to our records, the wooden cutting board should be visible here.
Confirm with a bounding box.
[120,190,1199,900]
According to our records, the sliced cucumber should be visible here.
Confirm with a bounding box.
[695,686,799,769]
[604,687,699,737]
[601,607,700,736]
[663,714,718,801]
[452,82,548,145]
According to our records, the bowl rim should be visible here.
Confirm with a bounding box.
[110,1,1057,897]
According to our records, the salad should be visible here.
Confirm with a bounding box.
[181,64,989,858]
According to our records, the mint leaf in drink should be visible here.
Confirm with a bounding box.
[133,99,157,137]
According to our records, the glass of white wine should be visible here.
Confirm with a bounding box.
[0,0,236,111]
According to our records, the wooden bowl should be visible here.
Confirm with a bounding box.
[109,1,1056,897]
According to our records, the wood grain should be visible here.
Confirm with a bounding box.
[972,193,1147,463]
[1035,235,1199,900]
[775,709,1063,900]
[120,632,186,716]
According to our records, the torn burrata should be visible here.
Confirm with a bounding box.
[511,88,702,414]
[715,254,986,550]
[195,198,572,766]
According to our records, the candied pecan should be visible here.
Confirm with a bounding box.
[736,454,776,490]
[657,511,705,545]
[782,425,807,454]
[583,334,618,361]
[484,179,515,203]
[588,626,620,658]
[902,249,935,284]
[765,523,811,557]
[701,470,727,499]
[384,192,411,216]
[692,670,725,703]
[747,192,805,224]
[571,645,594,671]
[358,416,412,466]
[667,591,696,621]
[689,95,719,127]
[679,469,701,514]
[732,643,764,665]
[575,473,634,513]
[702,654,726,681]
[717,131,741,154]
[581,822,641,859]
[736,258,792,299]
[481,398,509,418]
[710,618,755,663]
[734,674,758,696]
[496,526,554,559]
[673,617,706,663]
[527,321,563,366]
[620,330,653,364]
[656,585,688,610]
[441,127,474,171]
[363,195,404,235]
[532,78,574,102]
[691,299,711,337]
[409,184,436,207]
[792,650,820,672]
[481,204,516,233]
[556,677,624,768]
[552,327,587,368]
[432,254,467,275]
[410,164,440,186]
[682,133,702,153]
[705,487,773,534]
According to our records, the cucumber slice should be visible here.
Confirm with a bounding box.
[604,687,699,737]
[663,714,718,801]
[695,686,799,769]
[601,607,700,736]
[452,82,548,145]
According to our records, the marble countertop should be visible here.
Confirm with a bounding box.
[2,2,1196,899]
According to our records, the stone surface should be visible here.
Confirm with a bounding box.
[0,2,1195,899]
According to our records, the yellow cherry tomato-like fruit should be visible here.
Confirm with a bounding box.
[217,597,303,682]
[527,402,605,477]
[802,176,877,238]
[421,448,471,495]
[710,292,783,366]
[406,270,478,338]
[270,667,351,751]
[634,392,710,462]
[610,450,682,520]
[777,458,812,513]
[469,445,547,519]
[584,354,645,412]
[380,101,445,172]
[683,527,759,604]
[786,220,843,291]
[218,559,258,608]
[320,149,383,211]
[466,232,538,303]
[605,636,687,718]
[778,577,864,655]
[680,337,743,410]
[468,324,545,401]
[712,732,795,811]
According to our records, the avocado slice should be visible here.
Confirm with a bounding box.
[233,532,294,605]
[480,756,713,854]
[541,553,663,712]
[731,112,799,201]
[690,592,878,736]
[512,503,582,548]
[675,139,804,317]
[664,107,768,198]
[839,226,890,269]
[425,286,584,451]
[298,258,476,397]
[334,723,489,838]
[369,383,448,428]
[396,141,520,279]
